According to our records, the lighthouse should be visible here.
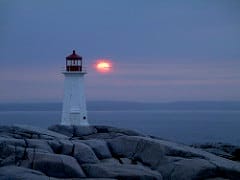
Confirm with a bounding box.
[61,50,88,126]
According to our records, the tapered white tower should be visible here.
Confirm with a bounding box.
[61,50,88,126]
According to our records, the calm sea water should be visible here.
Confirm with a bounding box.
[0,109,239,145]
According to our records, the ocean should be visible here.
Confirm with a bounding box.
[0,102,240,145]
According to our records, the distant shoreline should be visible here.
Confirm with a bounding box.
[1,101,240,111]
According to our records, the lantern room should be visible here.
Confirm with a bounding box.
[66,50,83,72]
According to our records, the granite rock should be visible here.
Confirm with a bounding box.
[0,124,239,180]
[0,166,48,180]
[82,163,162,179]
[82,139,112,159]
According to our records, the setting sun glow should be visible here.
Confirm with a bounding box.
[95,60,112,73]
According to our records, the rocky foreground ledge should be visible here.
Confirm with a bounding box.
[0,125,240,180]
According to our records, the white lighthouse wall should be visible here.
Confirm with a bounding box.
[61,73,88,126]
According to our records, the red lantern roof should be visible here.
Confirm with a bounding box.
[66,50,82,60]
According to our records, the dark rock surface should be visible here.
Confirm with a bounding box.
[192,142,240,162]
[0,124,239,180]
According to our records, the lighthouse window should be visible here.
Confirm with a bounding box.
[83,116,86,120]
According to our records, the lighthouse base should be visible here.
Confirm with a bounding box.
[61,107,89,126]
[61,114,89,126]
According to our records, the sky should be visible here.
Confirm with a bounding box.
[0,0,240,102]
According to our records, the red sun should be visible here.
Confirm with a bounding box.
[95,60,112,73]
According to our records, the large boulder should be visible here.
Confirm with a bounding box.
[0,137,26,159]
[107,135,140,158]
[0,165,48,180]
[107,135,240,179]
[192,143,240,161]
[108,136,165,167]
[0,137,26,166]
[46,139,74,155]
[47,140,62,154]
[26,139,53,153]
[26,152,86,178]
[82,139,112,159]
[72,141,100,164]
[13,125,68,140]
[82,163,162,179]
[58,139,74,155]
[157,157,217,179]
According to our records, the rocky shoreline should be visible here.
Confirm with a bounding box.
[192,142,240,162]
[0,124,240,179]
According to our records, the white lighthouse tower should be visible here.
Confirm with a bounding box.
[61,50,88,126]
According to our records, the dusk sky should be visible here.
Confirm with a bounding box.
[0,0,240,102]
